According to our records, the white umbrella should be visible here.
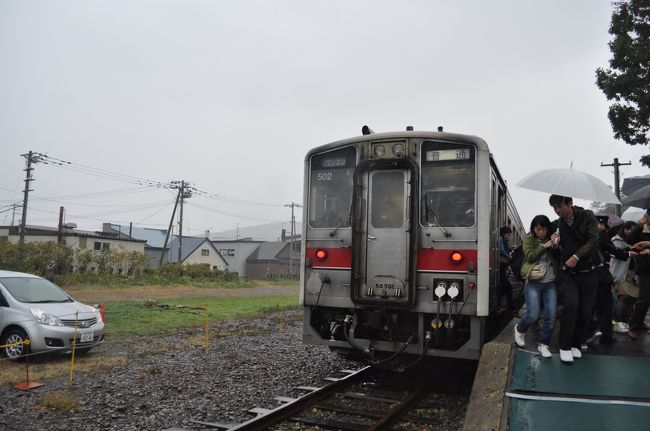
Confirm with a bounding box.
[516,167,620,204]
[621,206,647,222]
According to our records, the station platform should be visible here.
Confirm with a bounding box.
[463,317,650,431]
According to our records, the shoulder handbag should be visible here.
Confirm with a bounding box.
[526,260,548,281]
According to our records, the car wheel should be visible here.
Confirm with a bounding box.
[2,327,29,360]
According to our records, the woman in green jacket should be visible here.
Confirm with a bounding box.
[514,215,560,357]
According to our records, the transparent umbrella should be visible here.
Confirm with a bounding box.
[516,167,620,204]
[595,212,623,229]
[622,206,647,222]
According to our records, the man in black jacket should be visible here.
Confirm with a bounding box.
[549,195,600,363]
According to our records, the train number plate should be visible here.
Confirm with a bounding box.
[366,277,406,299]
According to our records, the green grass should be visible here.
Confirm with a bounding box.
[103,295,299,337]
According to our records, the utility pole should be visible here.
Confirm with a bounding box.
[19,151,44,244]
[159,187,182,266]
[170,180,192,263]
[57,207,65,244]
[601,157,631,216]
[285,202,302,276]
[11,203,19,226]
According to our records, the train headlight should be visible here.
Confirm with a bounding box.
[392,143,404,158]
[373,145,385,158]
[449,251,465,264]
[448,282,460,299]
[315,249,328,261]
[434,282,447,298]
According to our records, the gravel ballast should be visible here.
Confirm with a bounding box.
[0,309,468,430]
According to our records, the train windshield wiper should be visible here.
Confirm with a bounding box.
[424,193,451,238]
[329,201,352,238]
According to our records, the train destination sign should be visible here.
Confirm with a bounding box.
[321,157,347,168]
[425,148,471,162]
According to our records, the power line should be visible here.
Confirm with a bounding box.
[185,201,285,223]
[37,154,171,189]
[189,186,285,207]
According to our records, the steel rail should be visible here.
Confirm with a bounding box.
[221,366,372,431]
[368,382,432,430]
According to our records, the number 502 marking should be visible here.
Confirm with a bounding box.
[317,172,333,181]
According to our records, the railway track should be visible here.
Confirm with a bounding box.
[190,359,473,431]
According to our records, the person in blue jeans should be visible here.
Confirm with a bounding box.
[514,215,560,358]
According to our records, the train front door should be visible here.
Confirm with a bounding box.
[352,163,415,307]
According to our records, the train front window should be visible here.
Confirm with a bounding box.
[421,142,476,227]
[309,147,356,228]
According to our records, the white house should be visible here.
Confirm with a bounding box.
[0,225,145,253]
[0,224,146,273]
[165,236,228,271]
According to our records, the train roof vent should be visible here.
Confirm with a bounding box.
[406,126,413,131]
[437,126,444,132]
[362,125,374,135]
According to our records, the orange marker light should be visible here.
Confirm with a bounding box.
[315,249,328,260]
[450,251,464,264]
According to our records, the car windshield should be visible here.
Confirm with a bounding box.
[0,277,72,303]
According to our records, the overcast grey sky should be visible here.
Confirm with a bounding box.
[1,1,647,239]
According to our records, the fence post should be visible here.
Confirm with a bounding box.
[14,340,43,391]
[279,300,284,335]
[69,311,78,384]
[204,303,209,353]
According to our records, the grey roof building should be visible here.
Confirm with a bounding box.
[245,240,301,279]
[211,239,264,277]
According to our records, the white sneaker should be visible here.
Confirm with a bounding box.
[571,347,582,358]
[560,349,574,363]
[613,322,629,333]
[538,344,552,358]
[514,324,525,347]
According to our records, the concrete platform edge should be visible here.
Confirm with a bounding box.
[462,320,515,431]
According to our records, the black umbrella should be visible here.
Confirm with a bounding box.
[622,175,650,196]
[622,184,650,209]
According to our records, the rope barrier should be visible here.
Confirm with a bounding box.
[0,305,296,387]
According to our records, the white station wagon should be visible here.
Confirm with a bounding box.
[0,270,104,360]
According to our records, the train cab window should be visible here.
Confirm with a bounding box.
[308,147,356,228]
[371,171,404,228]
[420,142,476,227]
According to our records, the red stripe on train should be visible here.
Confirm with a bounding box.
[305,247,476,271]
[417,249,477,272]
[305,247,352,269]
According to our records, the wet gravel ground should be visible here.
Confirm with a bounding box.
[0,309,469,430]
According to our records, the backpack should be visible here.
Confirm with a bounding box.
[509,245,524,282]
